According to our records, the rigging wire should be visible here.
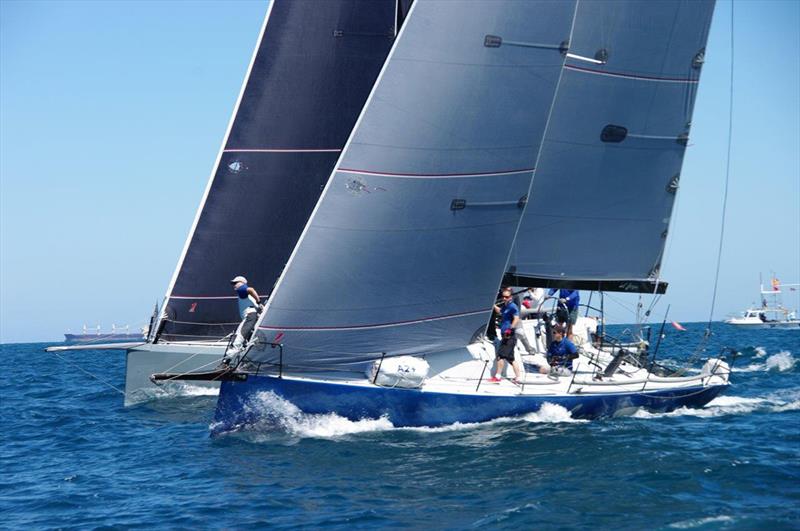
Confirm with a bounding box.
[706,0,735,335]
[49,351,126,396]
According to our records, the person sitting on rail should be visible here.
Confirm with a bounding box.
[539,324,578,376]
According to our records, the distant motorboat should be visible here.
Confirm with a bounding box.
[64,324,146,345]
[725,276,800,329]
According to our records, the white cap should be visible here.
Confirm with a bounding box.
[230,275,247,284]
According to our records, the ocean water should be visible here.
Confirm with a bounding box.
[2,324,798,529]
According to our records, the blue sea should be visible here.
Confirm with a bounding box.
[2,324,798,529]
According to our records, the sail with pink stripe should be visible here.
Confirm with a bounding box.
[247,0,577,369]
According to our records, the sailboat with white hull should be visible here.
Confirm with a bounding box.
[206,0,731,431]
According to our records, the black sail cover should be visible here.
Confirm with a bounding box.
[507,0,716,294]
[159,0,396,342]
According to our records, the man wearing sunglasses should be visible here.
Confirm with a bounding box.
[488,289,523,384]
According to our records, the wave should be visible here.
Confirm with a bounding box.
[754,346,767,358]
[731,363,764,373]
[730,351,794,373]
[238,391,395,439]
[668,515,735,529]
[522,402,587,424]
[632,392,800,419]
[127,382,219,405]
[217,393,584,440]
[765,351,795,371]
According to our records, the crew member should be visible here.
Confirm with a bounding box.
[224,275,261,364]
[488,289,523,384]
[539,324,578,375]
[548,288,580,338]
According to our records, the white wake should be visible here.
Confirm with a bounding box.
[221,393,585,439]
[632,391,800,419]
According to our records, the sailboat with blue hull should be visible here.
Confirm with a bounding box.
[213,375,727,432]
[208,0,731,431]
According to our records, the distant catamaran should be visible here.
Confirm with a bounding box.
[51,0,733,426]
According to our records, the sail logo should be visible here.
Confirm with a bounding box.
[345,178,386,196]
[228,161,247,174]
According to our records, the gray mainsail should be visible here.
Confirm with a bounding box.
[157,0,396,342]
[507,0,716,294]
[248,0,577,368]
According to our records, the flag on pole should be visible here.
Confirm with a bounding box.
[671,321,686,331]
[772,277,781,291]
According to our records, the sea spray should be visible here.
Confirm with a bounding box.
[765,351,795,372]
[232,391,394,440]
[522,402,586,424]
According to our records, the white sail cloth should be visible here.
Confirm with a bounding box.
[509,0,716,287]
[249,0,577,368]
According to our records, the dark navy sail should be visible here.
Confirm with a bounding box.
[159,0,396,342]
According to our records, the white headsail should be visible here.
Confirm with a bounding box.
[248,0,577,369]
[507,0,716,294]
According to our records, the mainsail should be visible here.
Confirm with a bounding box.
[157,0,396,342]
[249,0,577,368]
[507,0,716,294]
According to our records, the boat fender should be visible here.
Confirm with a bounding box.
[366,356,429,389]
[701,358,730,383]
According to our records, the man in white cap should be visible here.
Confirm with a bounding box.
[224,275,262,364]
[231,275,261,319]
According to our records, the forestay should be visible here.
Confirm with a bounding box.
[158,0,396,342]
[249,0,577,369]
[507,0,716,294]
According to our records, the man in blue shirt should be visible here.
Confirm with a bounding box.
[488,288,523,384]
[223,275,262,365]
[539,324,578,375]
[548,288,579,338]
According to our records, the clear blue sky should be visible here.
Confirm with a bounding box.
[1,0,798,342]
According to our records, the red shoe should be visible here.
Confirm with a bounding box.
[487,376,502,383]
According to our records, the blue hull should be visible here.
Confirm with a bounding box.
[212,375,728,433]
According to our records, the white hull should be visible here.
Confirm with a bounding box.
[124,342,225,405]
[724,317,800,329]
